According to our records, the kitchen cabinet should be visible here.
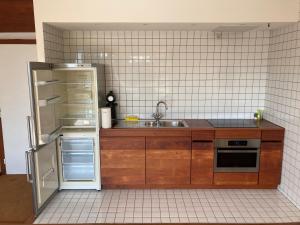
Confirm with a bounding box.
[146,136,191,185]
[100,121,284,188]
[191,142,214,185]
[101,137,145,186]
[259,130,284,186]
[191,130,214,185]
[259,142,283,186]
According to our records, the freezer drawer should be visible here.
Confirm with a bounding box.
[63,164,95,181]
[61,138,93,151]
[62,152,94,164]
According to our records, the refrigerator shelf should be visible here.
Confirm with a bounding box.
[59,114,95,120]
[59,82,93,85]
[59,102,94,106]
[38,96,62,107]
[36,80,61,86]
[62,125,96,129]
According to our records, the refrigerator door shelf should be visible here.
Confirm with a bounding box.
[60,118,96,127]
[38,96,61,107]
[39,127,61,145]
[35,80,61,86]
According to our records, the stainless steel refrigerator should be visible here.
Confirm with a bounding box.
[25,62,105,217]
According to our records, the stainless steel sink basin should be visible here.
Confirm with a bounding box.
[144,120,188,128]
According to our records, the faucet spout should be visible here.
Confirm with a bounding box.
[152,101,168,126]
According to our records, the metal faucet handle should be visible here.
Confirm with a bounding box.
[152,112,163,120]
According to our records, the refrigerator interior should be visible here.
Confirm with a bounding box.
[32,66,101,190]
[34,69,98,134]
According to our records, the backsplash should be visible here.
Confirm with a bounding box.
[44,24,64,63]
[44,27,269,119]
[265,22,300,207]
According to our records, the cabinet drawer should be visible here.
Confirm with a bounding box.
[62,152,94,164]
[61,138,93,151]
[63,164,95,181]
[192,141,213,150]
[261,130,284,141]
[214,172,258,185]
[146,136,191,150]
[261,142,283,150]
[215,129,261,139]
[101,137,145,150]
[192,130,214,141]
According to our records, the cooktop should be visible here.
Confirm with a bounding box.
[207,119,258,128]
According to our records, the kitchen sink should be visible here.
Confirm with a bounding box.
[144,120,188,128]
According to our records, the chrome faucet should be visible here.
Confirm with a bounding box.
[152,101,168,126]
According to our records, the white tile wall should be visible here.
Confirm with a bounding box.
[265,22,300,208]
[45,29,269,119]
[64,30,269,119]
[43,24,64,63]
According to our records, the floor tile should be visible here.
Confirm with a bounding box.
[34,189,300,224]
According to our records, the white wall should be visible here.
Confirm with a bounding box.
[33,0,300,61]
[0,45,37,174]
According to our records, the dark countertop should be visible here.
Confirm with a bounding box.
[109,119,283,130]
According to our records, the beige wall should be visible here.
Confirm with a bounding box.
[33,0,299,61]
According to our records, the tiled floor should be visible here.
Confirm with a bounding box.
[34,189,300,224]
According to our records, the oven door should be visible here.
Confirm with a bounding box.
[215,148,259,172]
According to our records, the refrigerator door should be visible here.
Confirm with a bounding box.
[28,62,62,147]
[27,62,60,217]
[26,140,59,216]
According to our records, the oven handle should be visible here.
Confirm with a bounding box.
[217,149,258,153]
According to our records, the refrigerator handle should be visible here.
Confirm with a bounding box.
[25,151,33,183]
[27,116,36,149]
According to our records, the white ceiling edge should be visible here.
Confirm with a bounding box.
[0,32,36,39]
[48,22,295,31]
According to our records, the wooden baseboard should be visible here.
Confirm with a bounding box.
[102,184,278,189]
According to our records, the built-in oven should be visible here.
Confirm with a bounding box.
[214,139,261,172]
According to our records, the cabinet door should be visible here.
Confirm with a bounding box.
[101,137,145,185]
[259,142,283,185]
[146,137,191,185]
[191,142,214,184]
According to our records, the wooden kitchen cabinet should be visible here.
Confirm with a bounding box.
[191,141,214,185]
[259,142,283,186]
[146,136,191,185]
[100,137,145,186]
